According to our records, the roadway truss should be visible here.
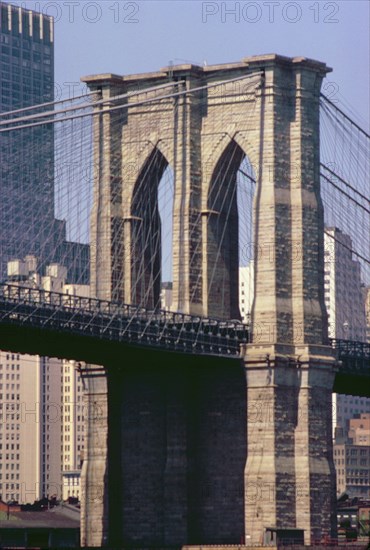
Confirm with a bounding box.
[0,285,369,373]
[0,284,249,357]
[331,338,370,375]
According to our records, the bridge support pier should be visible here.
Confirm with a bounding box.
[80,368,109,547]
[80,351,246,547]
[243,344,337,546]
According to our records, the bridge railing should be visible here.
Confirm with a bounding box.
[330,338,370,357]
[0,283,250,356]
[1,284,369,364]
[330,338,370,376]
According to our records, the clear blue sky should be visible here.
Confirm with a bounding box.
[8,0,370,283]
[9,0,370,125]
[13,0,369,126]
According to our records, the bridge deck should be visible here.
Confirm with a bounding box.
[0,284,249,358]
[0,285,368,391]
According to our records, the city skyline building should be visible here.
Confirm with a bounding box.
[0,255,88,504]
[324,227,367,342]
[323,228,370,440]
[61,358,86,502]
[334,413,370,498]
[365,286,370,343]
[0,1,90,284]
[0,3,90,504]
[239,262,254,323]
[1,256,62,503]
[0,2,58,280]
[160,281,173,312]
[60,285,89,502]
[0,350,62,504]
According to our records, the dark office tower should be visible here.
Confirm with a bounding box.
[0,2,68,280]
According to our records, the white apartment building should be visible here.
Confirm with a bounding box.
[239,262,254,323]
[61,284,89,502]
[0,256,88,504]
[334,414,370,498]
[61,358,86,501]
[0,351,62,504]
[324,228,367,342]
[365,286,370,343]
[0,257,63,503]
[323,229,370,438]
[160,282,173,311]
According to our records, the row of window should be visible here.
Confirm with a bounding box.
[0,473,20,480]
[334,448,368,456]
[335,458,368,467]
[60,415,84,430]
[0,463,20,470]
[0,385,21,391]
[0,35,51,53]
[1,56,51,72]
[63,424,85,432]
[336,465,369,475]
[0,483,19,490]
[346,478,369,485]
[0,454,19,460]
[0,424,19,431]
[0,394,20,401]
[0,434,20,440]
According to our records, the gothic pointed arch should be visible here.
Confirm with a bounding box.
[204,139,256,319]
[130,148,169,308]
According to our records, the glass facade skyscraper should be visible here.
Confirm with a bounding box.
[0,3,89,504]
[0,3,61,280]
[0,2,89,284]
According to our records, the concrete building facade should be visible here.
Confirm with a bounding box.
[0,256,88,504]
[60,284,89,502]
[0,350,61,504]
[0,2,57,280]
[239,263,254,323]
[0,4,89,505]
[334,414,370,498]
[0,2,90,284]
[61,358,86,502]
[324,228,367,342]
[365,286,370,343]
[323,228,370,453]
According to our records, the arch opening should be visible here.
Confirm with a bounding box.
[158,164,174,309]
[237,155,257,324]
[206,140,256,320]
[130,148,173,309]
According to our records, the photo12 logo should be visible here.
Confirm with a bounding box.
[201,2,340,24]
[18,2,140,24]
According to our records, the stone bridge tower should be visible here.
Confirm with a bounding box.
[81,54,336,547]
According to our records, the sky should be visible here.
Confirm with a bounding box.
[11,0,370,127]
[6,0,370,283]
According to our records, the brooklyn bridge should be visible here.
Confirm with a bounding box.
[0,54,369,547]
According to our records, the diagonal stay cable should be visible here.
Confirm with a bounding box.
[324,230,370,266]
[320,173,370,214]
[320,94,370,140]
[0,81,184,127]
[0,73,263,133]
[0,285,46,323]
[0,91,97,118]
[320,164,369,204]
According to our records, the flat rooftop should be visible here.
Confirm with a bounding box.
[0,505,80,529]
